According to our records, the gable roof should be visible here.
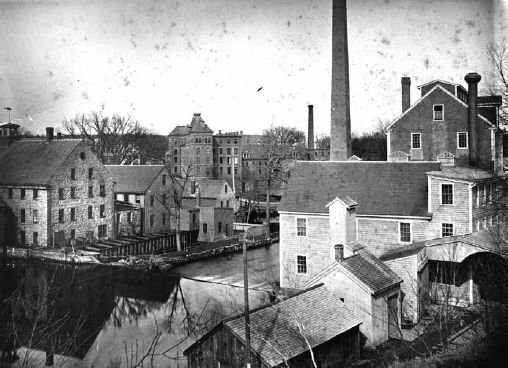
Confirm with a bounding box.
[279,161,440,217]
[426,166,497,183]
[183,178,229,199]
[0,139,83,186]
[306,249,402,296]
[105,165,165,193]
[223,285,361,366]
[386,84,495,131]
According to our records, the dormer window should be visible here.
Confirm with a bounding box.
[433,105,444,121]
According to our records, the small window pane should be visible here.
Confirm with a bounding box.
[297,218,307,236]
[297,255,307,274]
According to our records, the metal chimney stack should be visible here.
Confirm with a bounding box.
[465,72,481,167]
[308,105,314,150]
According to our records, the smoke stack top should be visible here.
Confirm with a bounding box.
[401,77,411,113]
[46,127,54,142]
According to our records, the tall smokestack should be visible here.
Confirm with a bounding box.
[401,77,411,113]
[465,72,481,167]
[307,105,314,150]
[330,0,352,161]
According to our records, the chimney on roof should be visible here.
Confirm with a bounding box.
[401,77,411,113]
[465,72,481,167]
[334,244,344,261]
[330,0,352,161]
[46,127,54,142]
[308,105,315,150]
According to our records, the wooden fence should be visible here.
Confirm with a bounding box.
[86,230,199,257]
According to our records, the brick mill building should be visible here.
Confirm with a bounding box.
[0,128,114,247]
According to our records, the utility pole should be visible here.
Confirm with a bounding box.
[243,228,251,367]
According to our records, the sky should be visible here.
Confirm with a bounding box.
[0,0,506,138]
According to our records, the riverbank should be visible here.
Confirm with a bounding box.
[102,235,279,272]
[2,234,279,271]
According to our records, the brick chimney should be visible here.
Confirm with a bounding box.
[330,0,352,161]
[46,127,54,142]
[334,244,344,261]
[465,72,481,167]
[401,77,411,113]
[308,105,314,150]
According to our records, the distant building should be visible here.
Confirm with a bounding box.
[184,284,362,367]
[386,75,503,171]
[106,165,172,235]
[0,127,114,247]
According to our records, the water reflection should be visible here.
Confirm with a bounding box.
[0,244,278,367]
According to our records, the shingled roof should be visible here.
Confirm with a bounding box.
[426,166,496,182]
[106,165,166,193]
[223,285,361,367]
[279,161,441,217]
[183,178,229,199]
[0,139,83,186]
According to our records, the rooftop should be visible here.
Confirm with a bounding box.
[426,166,497,182]
[279,161,440,217]
[105,165,166,193]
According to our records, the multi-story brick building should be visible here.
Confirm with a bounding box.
[105,165,172,235]
[386,74,503,170]
[0,128,114,247]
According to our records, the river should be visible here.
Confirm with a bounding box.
[0,243,279,367]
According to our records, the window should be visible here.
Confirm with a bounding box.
[127,212,132,222]
[162,194,167,205]
[227,167,231,175]
[433,105,444,120]
[227,148,231,155]
[98,224,107,238]
[218,222,222,233]
[124,193,129,202]
[33,210,38,224]
[88,186,94,198]
[88,168,93,179]
[219,157,223,164]
[400,222,411,242]
[100,185,106,197]
[70,229,75,240]
[20,209,26,223]
[100,204,105,218]
[457,132,468,149]
[411,133,421,149]
[21,189,26,199]
[33,189,38,199]
[150,195,155,206]
[33,232,38,246]
[219,167,223,175]
[162,174,167,185]
[224,185,228,193]
[59,209,64,224]
[71,168,76,180]
[203,223,207,233]
[20,231,26,244]
[8,188,12,199]
[442,223,454,237]
[192,213,197,224]
[297,255,307,274]
[162,213,166,226]
[219,148,223,155]
[135,195,141,204]
[150,215,154,227]
[174,156,178,163]
[58,188,64,200]
[88,206,93,219]
[71,187,76,199]
[441,184,453,205]
[226,200,229,207]
[297,218,307,236]
[71,208,76,221]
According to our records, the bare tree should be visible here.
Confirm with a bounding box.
[315,134,331,150]
[487,38,508,127]
[62,110,150,165]
[261,126,306,234]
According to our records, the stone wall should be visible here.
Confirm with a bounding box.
[0,185,50,246]
[49,141,114,245]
